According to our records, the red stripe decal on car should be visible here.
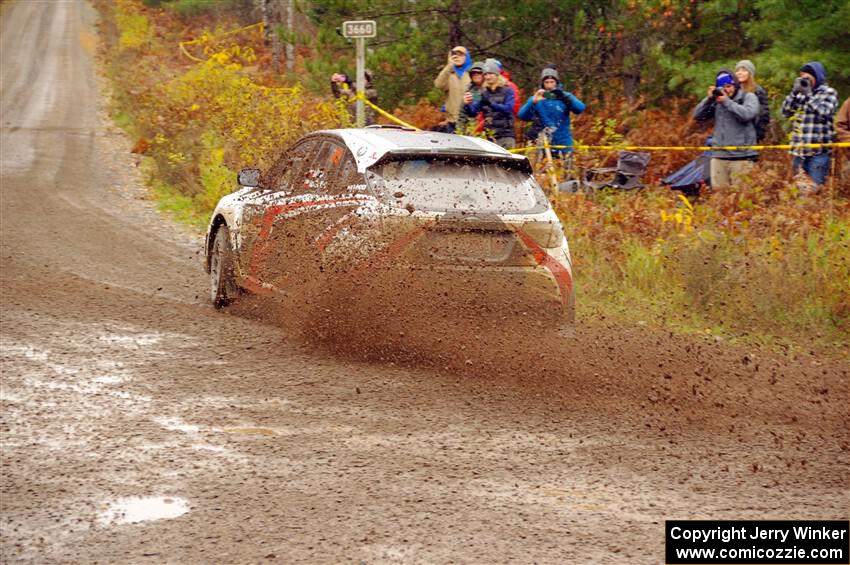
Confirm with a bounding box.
[515,229,573,307]
[245,195,372,291]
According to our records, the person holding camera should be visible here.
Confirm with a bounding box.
[456,61,485,135]
[781,62,839,190]
[434,46,472,134]
[462,59,516,149]
[518,67,586,156]
[693,69,760,189]
[330,71,378,126]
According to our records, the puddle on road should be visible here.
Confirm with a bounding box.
[155,417,202,433]
[98,333,163,348]
[191,443,227,453]
[223,427,277,436]
[99,496,188,525]
[92,375,126,385]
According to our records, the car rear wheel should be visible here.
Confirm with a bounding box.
[210,225,237,309]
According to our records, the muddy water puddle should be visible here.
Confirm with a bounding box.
[98,496,189,525]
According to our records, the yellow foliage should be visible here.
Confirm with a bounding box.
[159,50,349,170]
[660,192,694,233]
[196,132,233,212]
[115,1,149,51]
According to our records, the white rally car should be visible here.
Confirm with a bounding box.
[204,126,574,330]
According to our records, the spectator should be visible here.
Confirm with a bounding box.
[462,60,516,149]
[330,72,354,99]
[492,58,521,116]
[693,69,760,190]
[522,64,559,146]
[457,61,485,135]
[518,67,586,156]
[735,60,770,143]
[434,46,472,133]
[835,96,850,184]
[363,69,379,126]
[836,97,850,141]
[330,72,356,124]
[781,61,839,190]
[330,71,378,126]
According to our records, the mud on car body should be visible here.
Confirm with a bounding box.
[204,126,575,330]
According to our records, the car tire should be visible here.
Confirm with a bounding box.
[210,224,237,309]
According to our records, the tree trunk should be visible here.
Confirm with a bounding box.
[620,35,642,102]
[261,0,281,72]
[284,0,294,73]
[448,0,462,47]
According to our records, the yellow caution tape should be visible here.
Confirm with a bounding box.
[509,142,850,154]
[178,41,206,63]
[179,21,265,62]
[353,92,420,131]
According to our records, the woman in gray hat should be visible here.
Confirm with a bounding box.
[735,60,770,143]
[462,59,516,149]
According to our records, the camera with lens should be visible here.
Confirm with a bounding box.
[712,87,724,98]
[793,76,813,94]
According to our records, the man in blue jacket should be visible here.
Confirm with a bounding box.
[518,67,586,156]
[781,61,839,191]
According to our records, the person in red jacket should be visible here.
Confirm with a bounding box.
[491,58,521,116]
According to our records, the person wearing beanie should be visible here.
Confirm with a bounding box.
[518,67,586,156]
[462,58,516,148]
[434,46,472,133]
[457,61,486,134]
[693,68,760,189]
[781,61,839,190]
[735,60,770,142]
[492,58,521,115]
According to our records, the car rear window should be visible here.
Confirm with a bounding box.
[366,157,548,214]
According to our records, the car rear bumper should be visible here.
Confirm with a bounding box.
[340,261,574,328]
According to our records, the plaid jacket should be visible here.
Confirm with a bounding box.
[782,84,839,157]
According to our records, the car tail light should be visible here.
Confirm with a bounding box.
[521,220,564,248]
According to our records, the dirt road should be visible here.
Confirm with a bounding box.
[1,1,847,563]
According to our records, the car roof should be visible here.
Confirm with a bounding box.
[313,126,527,172]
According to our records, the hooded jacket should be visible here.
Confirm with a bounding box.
[694,70,760,159]
[518,88,586,151]
[434,50,472,123]
[781,61,839,157]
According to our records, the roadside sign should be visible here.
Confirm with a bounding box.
[341,20,377,126]
[342,20,376,38]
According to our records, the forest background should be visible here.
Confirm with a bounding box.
[99,0,850,353]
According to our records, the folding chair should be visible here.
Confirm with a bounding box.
[584,150,651,190]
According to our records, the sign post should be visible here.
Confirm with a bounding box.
[341,20,376,127]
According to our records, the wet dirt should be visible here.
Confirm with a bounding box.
[1,1,848,564]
